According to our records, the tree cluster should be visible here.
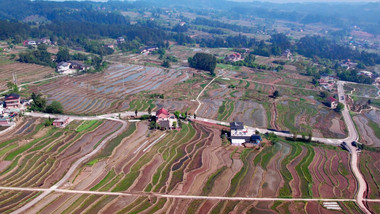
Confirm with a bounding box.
[30,93,63,114]
[188,53,217,75]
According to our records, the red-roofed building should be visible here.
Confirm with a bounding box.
[156,108,170,120]
[326,96,338,109]
[155,108,177,130]
[5,94,21,109]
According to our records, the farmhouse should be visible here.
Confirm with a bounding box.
[319,76,336,91]
[230,122,262,146]
[0,118,13,126]
[155,108,177,129]
[105,43,115,50]
[225,53,242,62]
[326,96,338,109]
[282,49,292,59]
[140,46,158,55]
[57,62,74,74]
[23,40,37,46]
[37,38,51,45]
[357,70,373,78]
[53,117,70,128]
[117,37,125,44]
[4,94,21,109]
[69,61,90,71]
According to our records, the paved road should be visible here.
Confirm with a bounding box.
[337,81,370,214]
[12,116,128,214]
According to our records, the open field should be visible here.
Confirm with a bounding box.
[0,62,55,91]
[30,64,193,115]
[5,121,360,213]
[353,110,380,147]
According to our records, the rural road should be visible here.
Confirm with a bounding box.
[0,75,63,96]
[337,81,370,214]
[194,74,220,115]
[11,116,129,214]
[3,186,380,203]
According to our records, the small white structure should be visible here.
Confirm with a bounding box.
[230,122,262,146]
[27,41,37,46]
[0,103,4,114]
[57,62,75,74]
[358,70,373,78]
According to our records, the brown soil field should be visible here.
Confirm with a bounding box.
[0,62,54,90]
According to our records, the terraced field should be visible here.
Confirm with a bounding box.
[353,110,380,147]
[0,62,55,91]
[0,118,124,213]
[359,151,380,200]
[30,64,190,114]
[344,83,379,98]
[7,121,359,213]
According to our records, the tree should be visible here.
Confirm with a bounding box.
[307,132,313,142]
[7,82,19,94]
[30,93,47,112]
[320,91,328,98]
[194,113,196,119]
[148,107,152,115]
[174,111,180,119]
[335,103,344,112]
[162,60,170,68]
[45,101,64,114]
[293,132,298,141]
[135,109,138,117]
[273,90,279,98]
[56,47,70,63]
[172,121,177,129]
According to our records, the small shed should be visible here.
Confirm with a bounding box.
[53,117,70,128]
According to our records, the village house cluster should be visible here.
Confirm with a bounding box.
[0,94,29,127]
[319,75,337,91]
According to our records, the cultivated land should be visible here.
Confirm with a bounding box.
[0,45,378,213]
[0,120,363,213]
[0,61,55,91]
[29,64,195,115]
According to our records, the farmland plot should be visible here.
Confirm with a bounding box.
[0,62,54,91]
[353,110,380,147]
[30,64,191,114]
[24,122,357,214]
[0,118,123,213]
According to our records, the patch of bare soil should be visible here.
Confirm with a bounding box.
[0,160,11,173]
